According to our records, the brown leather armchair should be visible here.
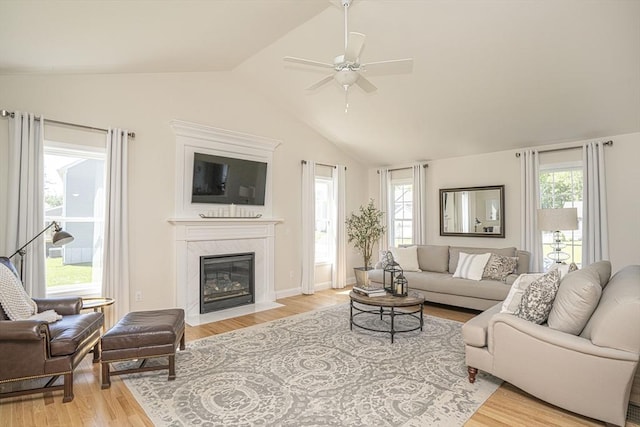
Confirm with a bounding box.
[0,257,104,403]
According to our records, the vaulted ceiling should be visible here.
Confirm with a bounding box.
[1,0,639,165]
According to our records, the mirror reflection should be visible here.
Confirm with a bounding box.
[440,185,505,237]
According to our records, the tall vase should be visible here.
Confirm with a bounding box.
[354,267,372,288]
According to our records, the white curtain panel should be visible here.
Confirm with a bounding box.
[332,165,347,289]
[582,142,609,264]
[378,168,390,251]
[412,164,427,245]
[519,149,543,272]
[102,129,130,326]
[4,112,46,297]
[301,161,316,294]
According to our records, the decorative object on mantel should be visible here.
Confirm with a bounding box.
[199,213,263,219]
[537,207,579,264]
[346,199,385,288]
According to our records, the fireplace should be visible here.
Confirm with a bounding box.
[200,253,255,313]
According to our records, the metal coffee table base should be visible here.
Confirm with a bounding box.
[350,297,424,343]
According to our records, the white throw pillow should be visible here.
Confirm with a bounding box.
[501,273,544,314]
[452,252,491,281]
[389,246,421,272]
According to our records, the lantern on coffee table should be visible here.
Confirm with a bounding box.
[393,274,408,297]
[383,261,403,293]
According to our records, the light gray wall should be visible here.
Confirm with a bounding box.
[369,132,640,273]
[0,71,369,309]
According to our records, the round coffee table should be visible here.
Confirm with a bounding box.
[349,291,425,343]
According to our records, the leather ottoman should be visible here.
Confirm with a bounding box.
[100,308,185,389]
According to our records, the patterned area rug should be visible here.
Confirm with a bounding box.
[123,304,501,426]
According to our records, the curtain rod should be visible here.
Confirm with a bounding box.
[301,160,338,169]
[1,109,136,139]
[515,140,612,157]
[377,164,429,174]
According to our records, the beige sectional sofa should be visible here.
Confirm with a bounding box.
[368,245,531,311]
[462,262,640,426]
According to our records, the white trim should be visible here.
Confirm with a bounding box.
[275,287,302,299]
[539,161,582,171]
[314,281,332,291]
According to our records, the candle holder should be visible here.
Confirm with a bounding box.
[393,274,408,297]
[383,261,403,293]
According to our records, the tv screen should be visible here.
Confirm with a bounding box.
[191,153,267,206]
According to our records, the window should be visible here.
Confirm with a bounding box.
[44,143,105,297]
[390,179,413,247]
[314,177,334,264]
[539,165,583,268]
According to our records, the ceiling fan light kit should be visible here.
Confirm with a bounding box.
[284,0,413,111]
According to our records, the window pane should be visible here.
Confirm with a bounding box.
[390,182,413,247]
[44,149,105,295]
[314,178,333,263]
[539,167,583,269]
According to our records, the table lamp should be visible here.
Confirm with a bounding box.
[537,208,578,264]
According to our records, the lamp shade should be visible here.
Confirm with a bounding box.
[537,208,578,231]
[52,230,74,246]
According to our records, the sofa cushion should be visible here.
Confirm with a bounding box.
[402,271,511,301]
[514,269,561,324]
[390,246,421,272]
[547,268,601,335]
[483,254,518,281]
[416,245,449,273]
[501,273,544,314]
[453,252,492,281]
[48,312,104,356]
[449,246,516,274]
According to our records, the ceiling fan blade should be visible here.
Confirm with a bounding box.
[284,56,334,69]
[355,74,377,93]
[360,58,414,75]
[307,75,335,91]
[344,32,366,62]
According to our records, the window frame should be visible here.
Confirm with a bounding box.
[314,176,334,265]
[389,178,413,248]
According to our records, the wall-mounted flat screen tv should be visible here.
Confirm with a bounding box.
[191,153,267,206]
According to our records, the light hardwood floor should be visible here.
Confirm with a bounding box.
[0,288,636,426]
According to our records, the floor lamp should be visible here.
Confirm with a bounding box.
[537,208,578,264]
[9,221,74,281]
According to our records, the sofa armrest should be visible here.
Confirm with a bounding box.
[0,320,48,341]
[33,297,82,315]
[488,313,638,362]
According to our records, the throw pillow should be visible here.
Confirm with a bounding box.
[547,268,602,335]
[548,262,579,279]
[514,269,561,324]
[483,254,518,281]
[500,273,544,314]
[452,252,492,281]
[375,250,395,270]
[390,246,421,272]
[0,263,38,320]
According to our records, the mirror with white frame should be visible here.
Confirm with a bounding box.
[439,185,505,238]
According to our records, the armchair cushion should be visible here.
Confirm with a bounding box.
[48,312,103,356]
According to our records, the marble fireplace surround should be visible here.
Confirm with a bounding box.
[170,218,283,326]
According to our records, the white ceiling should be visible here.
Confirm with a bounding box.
[1,0,639,165]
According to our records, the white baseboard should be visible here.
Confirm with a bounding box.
[276,277,356,300]
[275,287,302,299]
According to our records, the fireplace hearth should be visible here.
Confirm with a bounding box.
[200,253,255,313]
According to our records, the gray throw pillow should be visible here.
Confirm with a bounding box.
[547,268,602,335]
[514,269,561,324]
[483,254,518,281]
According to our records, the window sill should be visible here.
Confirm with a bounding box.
[46,283,102,298]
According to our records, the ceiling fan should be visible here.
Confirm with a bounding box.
[284,0,413,110]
